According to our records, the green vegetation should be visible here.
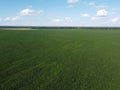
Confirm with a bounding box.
[0,28,120,90]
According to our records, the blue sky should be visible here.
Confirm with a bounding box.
[0,0,120,26]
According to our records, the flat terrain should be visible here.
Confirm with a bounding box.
[0,28,35,30]
[0,28,120,90]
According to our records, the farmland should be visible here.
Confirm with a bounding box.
[0,28,120,90]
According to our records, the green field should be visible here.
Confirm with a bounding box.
[0,28,120,90]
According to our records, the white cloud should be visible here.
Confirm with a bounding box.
[52,17,72,24]
[19,8,43,16]
[0,8,43,25]
[53,18,63,22]
[89,2,95,6]
[81,14,90,17]
[67,0,79,4]
[97,9,108,17]
[112,18,119,23]
[4,16,20,22]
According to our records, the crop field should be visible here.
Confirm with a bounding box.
[0,28,120,90]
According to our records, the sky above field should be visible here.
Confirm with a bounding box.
[0,0,120,26]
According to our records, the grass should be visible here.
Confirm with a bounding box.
[0,28,120,90]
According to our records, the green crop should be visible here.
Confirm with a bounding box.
[0,28,120,90]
